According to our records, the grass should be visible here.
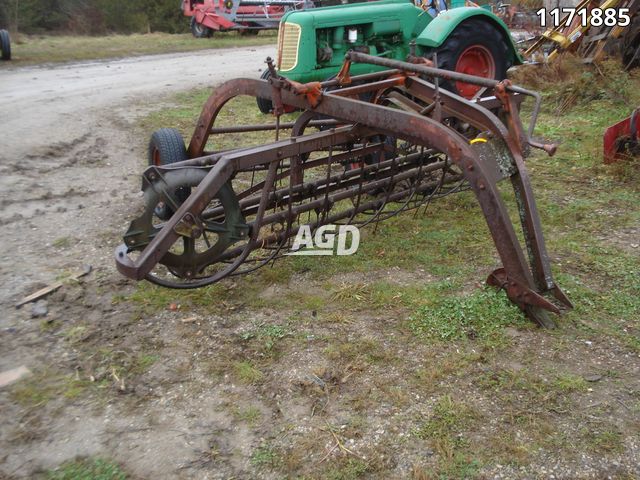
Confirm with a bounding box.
[415,395,481,479]
[4,31,276,66]
[10,370,90,408]
[233,405,262,424]
[409,288,530,346]
[46,457,127,480]
[250,443,281,468]
[233,360,264,384]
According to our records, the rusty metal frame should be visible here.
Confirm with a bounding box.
[116,55,571,327]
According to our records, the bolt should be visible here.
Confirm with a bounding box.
[478,182,486,190]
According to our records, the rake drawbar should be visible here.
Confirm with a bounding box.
[115,53,572,327]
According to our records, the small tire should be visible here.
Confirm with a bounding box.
[148,128,190,220]
[256,69,274,114]
[191,17,213,38]
[0,29,11,61]
[433,19,512,99]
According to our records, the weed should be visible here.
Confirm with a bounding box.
[585,428,625,453]
[415,395,481,479]
[46,457,127,480]
[409,288,527,345]
[233,361,264,384]
[250,444,281,469]
[10,371,89,407]
[233,405,262,425]
[52,236,72,248]
[323,459,370,480]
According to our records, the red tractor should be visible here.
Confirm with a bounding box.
[182,0,315,37]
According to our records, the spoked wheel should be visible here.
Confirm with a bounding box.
[124,167,249,289]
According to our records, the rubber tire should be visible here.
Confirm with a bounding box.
[148,128,190,220]
[191,17,213,38]
[0,30,11,61]
[433,19,512,98]
[256,69,274,114]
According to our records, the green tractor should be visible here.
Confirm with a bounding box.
[257,0,522,112]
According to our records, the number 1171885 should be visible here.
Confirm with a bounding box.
[535,7,631,28]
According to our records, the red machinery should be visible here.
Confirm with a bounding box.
[182,0,314,37]
[603,108,640,163]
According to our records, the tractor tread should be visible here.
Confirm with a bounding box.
[432,18,512,97]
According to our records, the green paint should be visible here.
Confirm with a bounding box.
[276,0,520,83]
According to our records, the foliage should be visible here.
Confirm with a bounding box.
[5,0,189,34]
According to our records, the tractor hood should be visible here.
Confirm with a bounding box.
[281,0,426,37]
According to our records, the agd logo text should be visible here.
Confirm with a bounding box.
[286,224,360,256]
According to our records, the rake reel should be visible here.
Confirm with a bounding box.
[115,53,572,327]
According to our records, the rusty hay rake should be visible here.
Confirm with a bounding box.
[115,53,572,328]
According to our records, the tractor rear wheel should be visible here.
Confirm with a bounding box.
[434,19,512,99]
[0,29,11,61]
[191,17,213,38]
[148,128,191,220]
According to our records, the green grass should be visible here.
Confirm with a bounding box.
[46,458,127,480]
[250,443,281,469]
[10,370,90,408]
[5,31,275,65]
[233,405,262,425]
[409,288,529,345]
[233,360,264,384]
[415,395,481,479]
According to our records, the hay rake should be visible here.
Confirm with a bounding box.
[115,53,572,327]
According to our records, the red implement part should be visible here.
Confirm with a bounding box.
[183,0,304,32]
[603,108,640,164]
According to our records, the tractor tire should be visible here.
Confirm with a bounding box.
[0,29,11,61]
[622,13,640,70]
[256,69,274,114]
[191,17,213,38]
[148,128,191,220]
[433,18,512,99]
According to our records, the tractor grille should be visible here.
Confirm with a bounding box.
[277,22,301,72]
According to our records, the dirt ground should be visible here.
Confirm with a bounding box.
[1,48,639,480]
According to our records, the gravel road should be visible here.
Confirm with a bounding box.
[0,45,274,306]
